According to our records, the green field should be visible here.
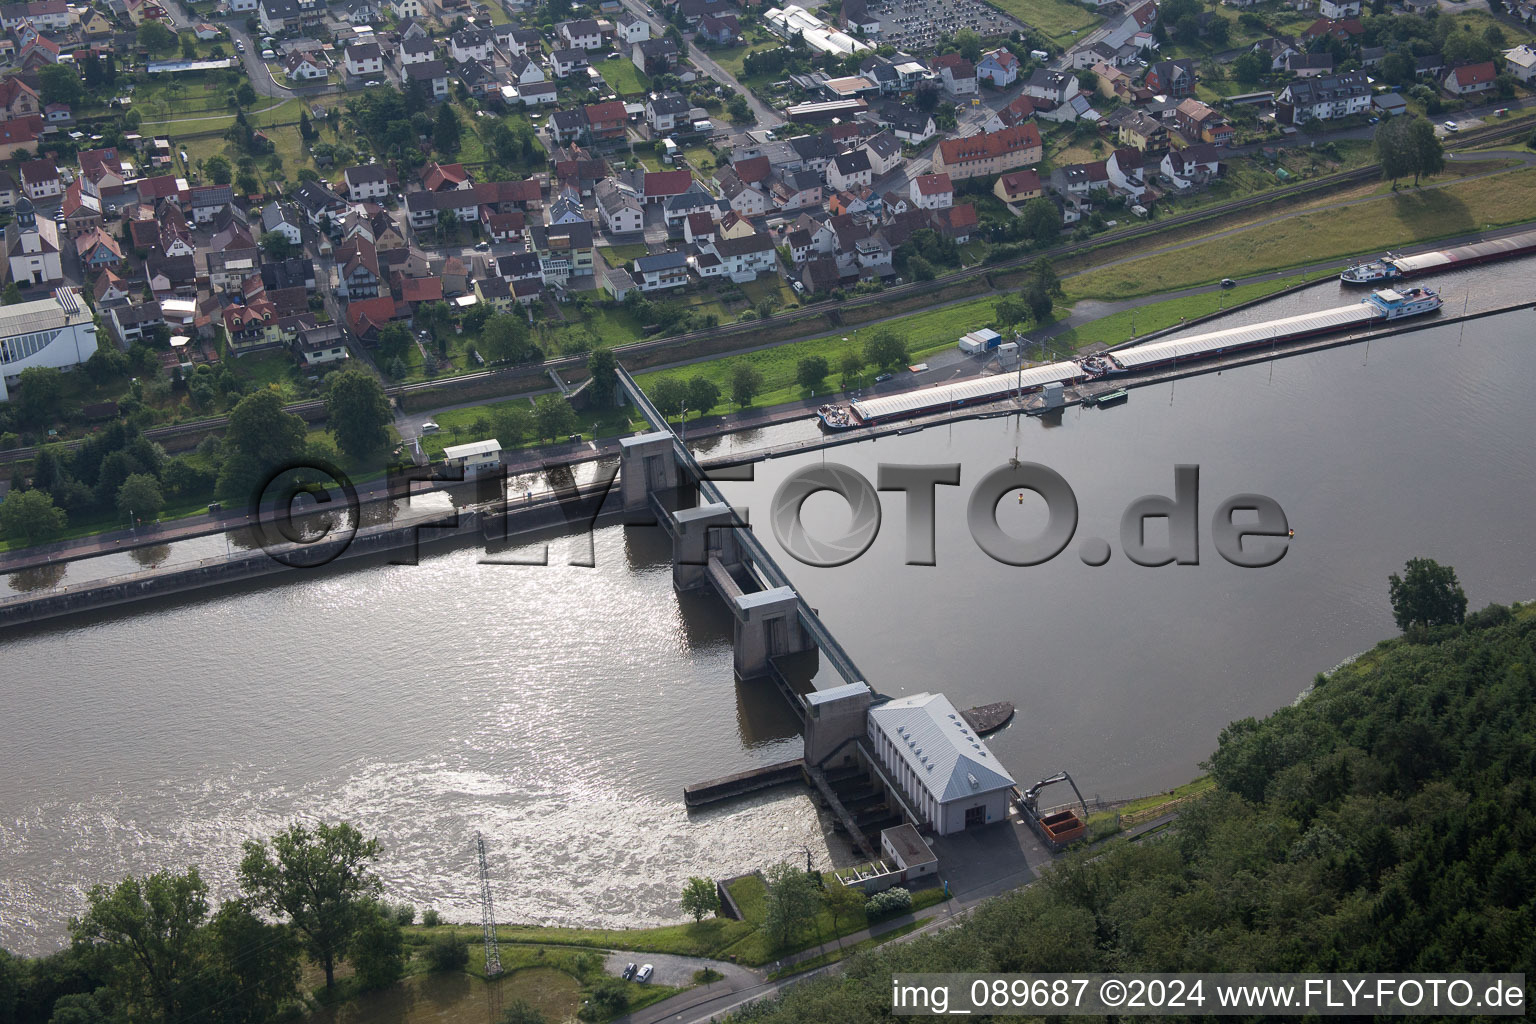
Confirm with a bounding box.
[635,294,1068,416]
[599,243,652,267]
[1067,165,1536,299]
[597,57,650,96]
[1054,275,1306,348]
[987,0,1102,44]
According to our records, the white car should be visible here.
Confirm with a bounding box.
[635,964,654,983]
[420,420,440,434]
[1442,120,1459,132]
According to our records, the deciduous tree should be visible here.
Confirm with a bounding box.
[1388,557,1467,633]
[796,355,829,392]
[72,868,210,1023]
[762,862,818,950]
[0,487,67,544]
[238,822,383,990]
[533,394,578,441]
[862,329,908,371]
[324,367,393,460]
[680,877,720,923]
[117,473,164,523]
[729,363,764,407]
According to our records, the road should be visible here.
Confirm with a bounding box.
[613,0,784,126]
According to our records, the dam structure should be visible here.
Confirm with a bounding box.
[614,367,1019,861]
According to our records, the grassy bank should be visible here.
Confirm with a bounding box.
[1065,166,1536,300]
[1054,275,1307,350]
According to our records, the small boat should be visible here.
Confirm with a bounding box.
[816,404,859,431]
[1090,388,1129,406]
[1340,256,1401,284]
[1364,286,1442,320]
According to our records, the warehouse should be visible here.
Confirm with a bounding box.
[867,692,1016,835]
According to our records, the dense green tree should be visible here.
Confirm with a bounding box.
[1023,278,1054,322]
[533,394,578,441]
[1406,115,1444,184]
[350,903,404,991]
[203,155,232,186]
[480,314,536,364]
[0,487,66,543]
[117,473,164,523]
[652,377,688,419]
[680,877,720,923]
[729,363,764,407]
[217,389,309,501]
[434,103,463,156]
[862,329,908,371]
[1388,557,1467,632]
[45,993,107,1024]
[796,355,829,392]
[727,94,752,122]
[204,900,302,1024]
[259,230,292,260]
[1375,113,1415,184]
[684,375,721,416]
[820,882,865,946]
[38,64,83,107]
[1018,198,1060,246]
[235,81,257,107]
[137,19,177,54]
[839,351,864,388]
[1232,50,1266,85]
[425,932,470,972]
[762,862,819,950]
[323,367,392,460]
[16,365,64,428]
[239,822,383,990]
[1,282,20,305]
[953,28,982,62]
[492,404,535,446]
[586,348,618,408]
[377,323,413,365]
[72,868,209,1023]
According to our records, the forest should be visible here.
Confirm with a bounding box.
[732,599,1536,1021]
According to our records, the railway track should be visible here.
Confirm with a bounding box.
[5,117,1530,467]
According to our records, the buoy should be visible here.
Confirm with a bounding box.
[1288,529,1295,537]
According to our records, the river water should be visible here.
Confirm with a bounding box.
[3,267,1534,954]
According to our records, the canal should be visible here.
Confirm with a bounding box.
[2,276,1533,954]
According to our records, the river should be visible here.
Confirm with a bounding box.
[3,269,1533,954]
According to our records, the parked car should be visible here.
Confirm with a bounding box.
[1442,120,1459,132]
[605,51,622,59]
[421,420,440,433]
[636,964,654,984]
[790,280,804,294]
[874,372,894,383]
[621,963,637,980]
[474,241,490,250]
[235,39,245,52]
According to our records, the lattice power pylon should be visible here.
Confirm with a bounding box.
[476,832,503,1022]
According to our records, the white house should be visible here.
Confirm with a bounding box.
[284,50,329,80]
[867,691,1016,836]
[558,18,604,50]
[1022,68,1079,104]
[697,231,776,282]
[1318,0,1360,17]
[977,47,1019,87]
[909,172,952,210]
[343,164,390,202]
[450,25,493,62]
[398,34,435,65]
[634,250,688,290]
[616,11,650,44]
[442,439,503,475]
[1276,71,1370,124]
[1505,44,1536,84]
[826,148,872,191]
[0,286,97,401]
[595,178,644,233]
[344,41,384,77]
[259,201,304,246]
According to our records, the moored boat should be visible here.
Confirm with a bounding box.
[1340,257,1401,284]
[1363,286,1442,319]
[816,404,859,431]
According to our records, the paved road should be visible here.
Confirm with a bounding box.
[613,0,784,127]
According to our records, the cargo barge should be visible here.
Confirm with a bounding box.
[1340,228,1536,284]
[815,288,1441,431]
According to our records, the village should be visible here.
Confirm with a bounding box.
[0,0,1529,420]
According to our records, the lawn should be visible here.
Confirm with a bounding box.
[1053,275,1306,349]
[411,399,648,460]
[634,293,1065,417]
[710,37,789,89]
[597,57,650,96]
[1066,165,1536,299]
[599,243,652,267]
[986,0,1102,44]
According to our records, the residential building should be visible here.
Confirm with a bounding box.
[595,178,644,233]
[646,91,691,133]
[1173,97,1234,146]
[1505,45,1536,84]
[1022,68,1079,104]
[616,10,649,43]
[449,24,493,62]
[1275,71,1370,124]
[403,59,450,99]
[551,47,589,77]
[1144,57,1195,96]
[994,168,1042,203]
[977,47,1019,87]
[285,49,329,79]
[909,172,952,210]
[529,221,595,283]
[634,250,688,290]
[826,148,873,191]
[1442,61,1496,96]
[260,201,304,245]
[1161,144,1221,189]
[696,231,776,281]
[558,18,603,50]
[399,34,436,65]
[344,164,390,202]
[18,158,60,200]
[931,123,1042,181]
[931,53,977,96]
[632,37,679,74]
[344,41,384,77]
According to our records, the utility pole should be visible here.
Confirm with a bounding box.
[476,832,503,1021]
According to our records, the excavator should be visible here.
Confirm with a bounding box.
[1016,771,1089,850]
